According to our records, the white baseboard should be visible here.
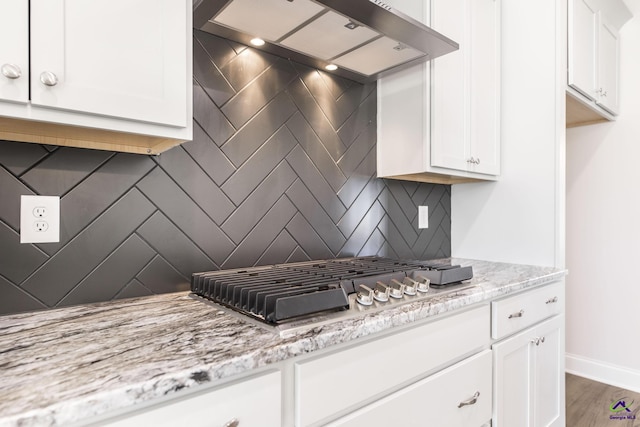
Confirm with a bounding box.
[566,353,640,393]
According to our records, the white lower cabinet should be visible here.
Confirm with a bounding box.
[493,315,564,427]
[294,305,490,427]
[100,371,282,427]
[326,350,492,427]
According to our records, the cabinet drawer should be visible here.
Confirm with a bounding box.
[295,305,490,426]
[491,282,563,340]
[101,371,281,427]
[327,350,492,427]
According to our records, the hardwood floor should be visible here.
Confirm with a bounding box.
[566,373,640,427]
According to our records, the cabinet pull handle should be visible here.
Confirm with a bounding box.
[40,71,58,87]
[545,296,558,304]
[508,309,524,319]
[467,157,481,165]
[1,63,22,79]
[530,336,546,346]
[458,391,480,408]
[222,419,239,427]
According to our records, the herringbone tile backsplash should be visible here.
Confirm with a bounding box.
[0,31,451,315]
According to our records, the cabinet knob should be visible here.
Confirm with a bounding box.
[1,63,22,79]
[545,296,558,304]
[458,391,480,408]
[40,71,58,87]
[222,419,239,427]
[508,309,524,319]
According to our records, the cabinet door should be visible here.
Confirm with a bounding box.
[0,0,29,103]
[469,0,500,176]
[431,0,500,175]
[430,0,470,173]
[30,0,188,127]
[532,316,563,427]
[568,0,597,101]
[492,328,533,427]
[596,14,620,114]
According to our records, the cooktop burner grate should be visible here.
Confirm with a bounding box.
[191,256,472,324]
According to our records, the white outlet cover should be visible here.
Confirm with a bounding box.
[418,205,429,229]
[20,195,60,243]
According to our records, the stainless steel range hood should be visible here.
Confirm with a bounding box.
[193,0,459,83]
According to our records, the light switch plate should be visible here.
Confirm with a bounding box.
[20,195,60,243]
[418,205,428,229]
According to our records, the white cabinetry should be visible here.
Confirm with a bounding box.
[431,0,500,176]
[377,0,500,184]
[100,371,282,427]
[0,0,192,154]
[295,305,490,426]
[566,0,631,127]
[596,15,620,114]
[491,283,565,427]
[0,0,28,104]
[327,350,492,427]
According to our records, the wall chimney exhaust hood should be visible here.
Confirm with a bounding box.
[193,0,459,83]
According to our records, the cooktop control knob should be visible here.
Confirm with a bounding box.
[356,284,374,306]
[373,282,390,302]
[402,277,418,295]
[389,279,405,299]
[415,275,430,293]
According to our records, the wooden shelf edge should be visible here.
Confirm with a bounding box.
[380,172,487,185]
[0,116,187,155]
[565,89,615,128]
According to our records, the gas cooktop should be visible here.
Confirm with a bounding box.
[191,257,474,329]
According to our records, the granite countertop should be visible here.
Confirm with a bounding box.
[0,259,566,427]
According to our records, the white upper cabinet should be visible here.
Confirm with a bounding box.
[0,0,192,154]
[30,0,188,127]
[596,14,620,114]
[566,0,631,126]
[377,0,500,184]
[431,0,500,176]
[0,0,29,103]
[568,0,598,101]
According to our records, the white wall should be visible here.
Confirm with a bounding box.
[452,0,565,268]
[565,0,640,392]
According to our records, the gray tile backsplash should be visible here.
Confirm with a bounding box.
[0,31,451,315]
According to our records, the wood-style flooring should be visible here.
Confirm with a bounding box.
[566,373,640,427]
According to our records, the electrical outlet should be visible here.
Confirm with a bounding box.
[33,206,48,218]
[418,206,429,229]
[20,195,60,243]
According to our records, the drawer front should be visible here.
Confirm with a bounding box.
[491,282,563,340]
[102,371,281,427]
[327,350,493,427]
[295,305,490,427]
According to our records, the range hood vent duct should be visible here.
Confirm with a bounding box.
[193,0,459,83]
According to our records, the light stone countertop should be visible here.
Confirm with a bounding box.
[0,258,566,426]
